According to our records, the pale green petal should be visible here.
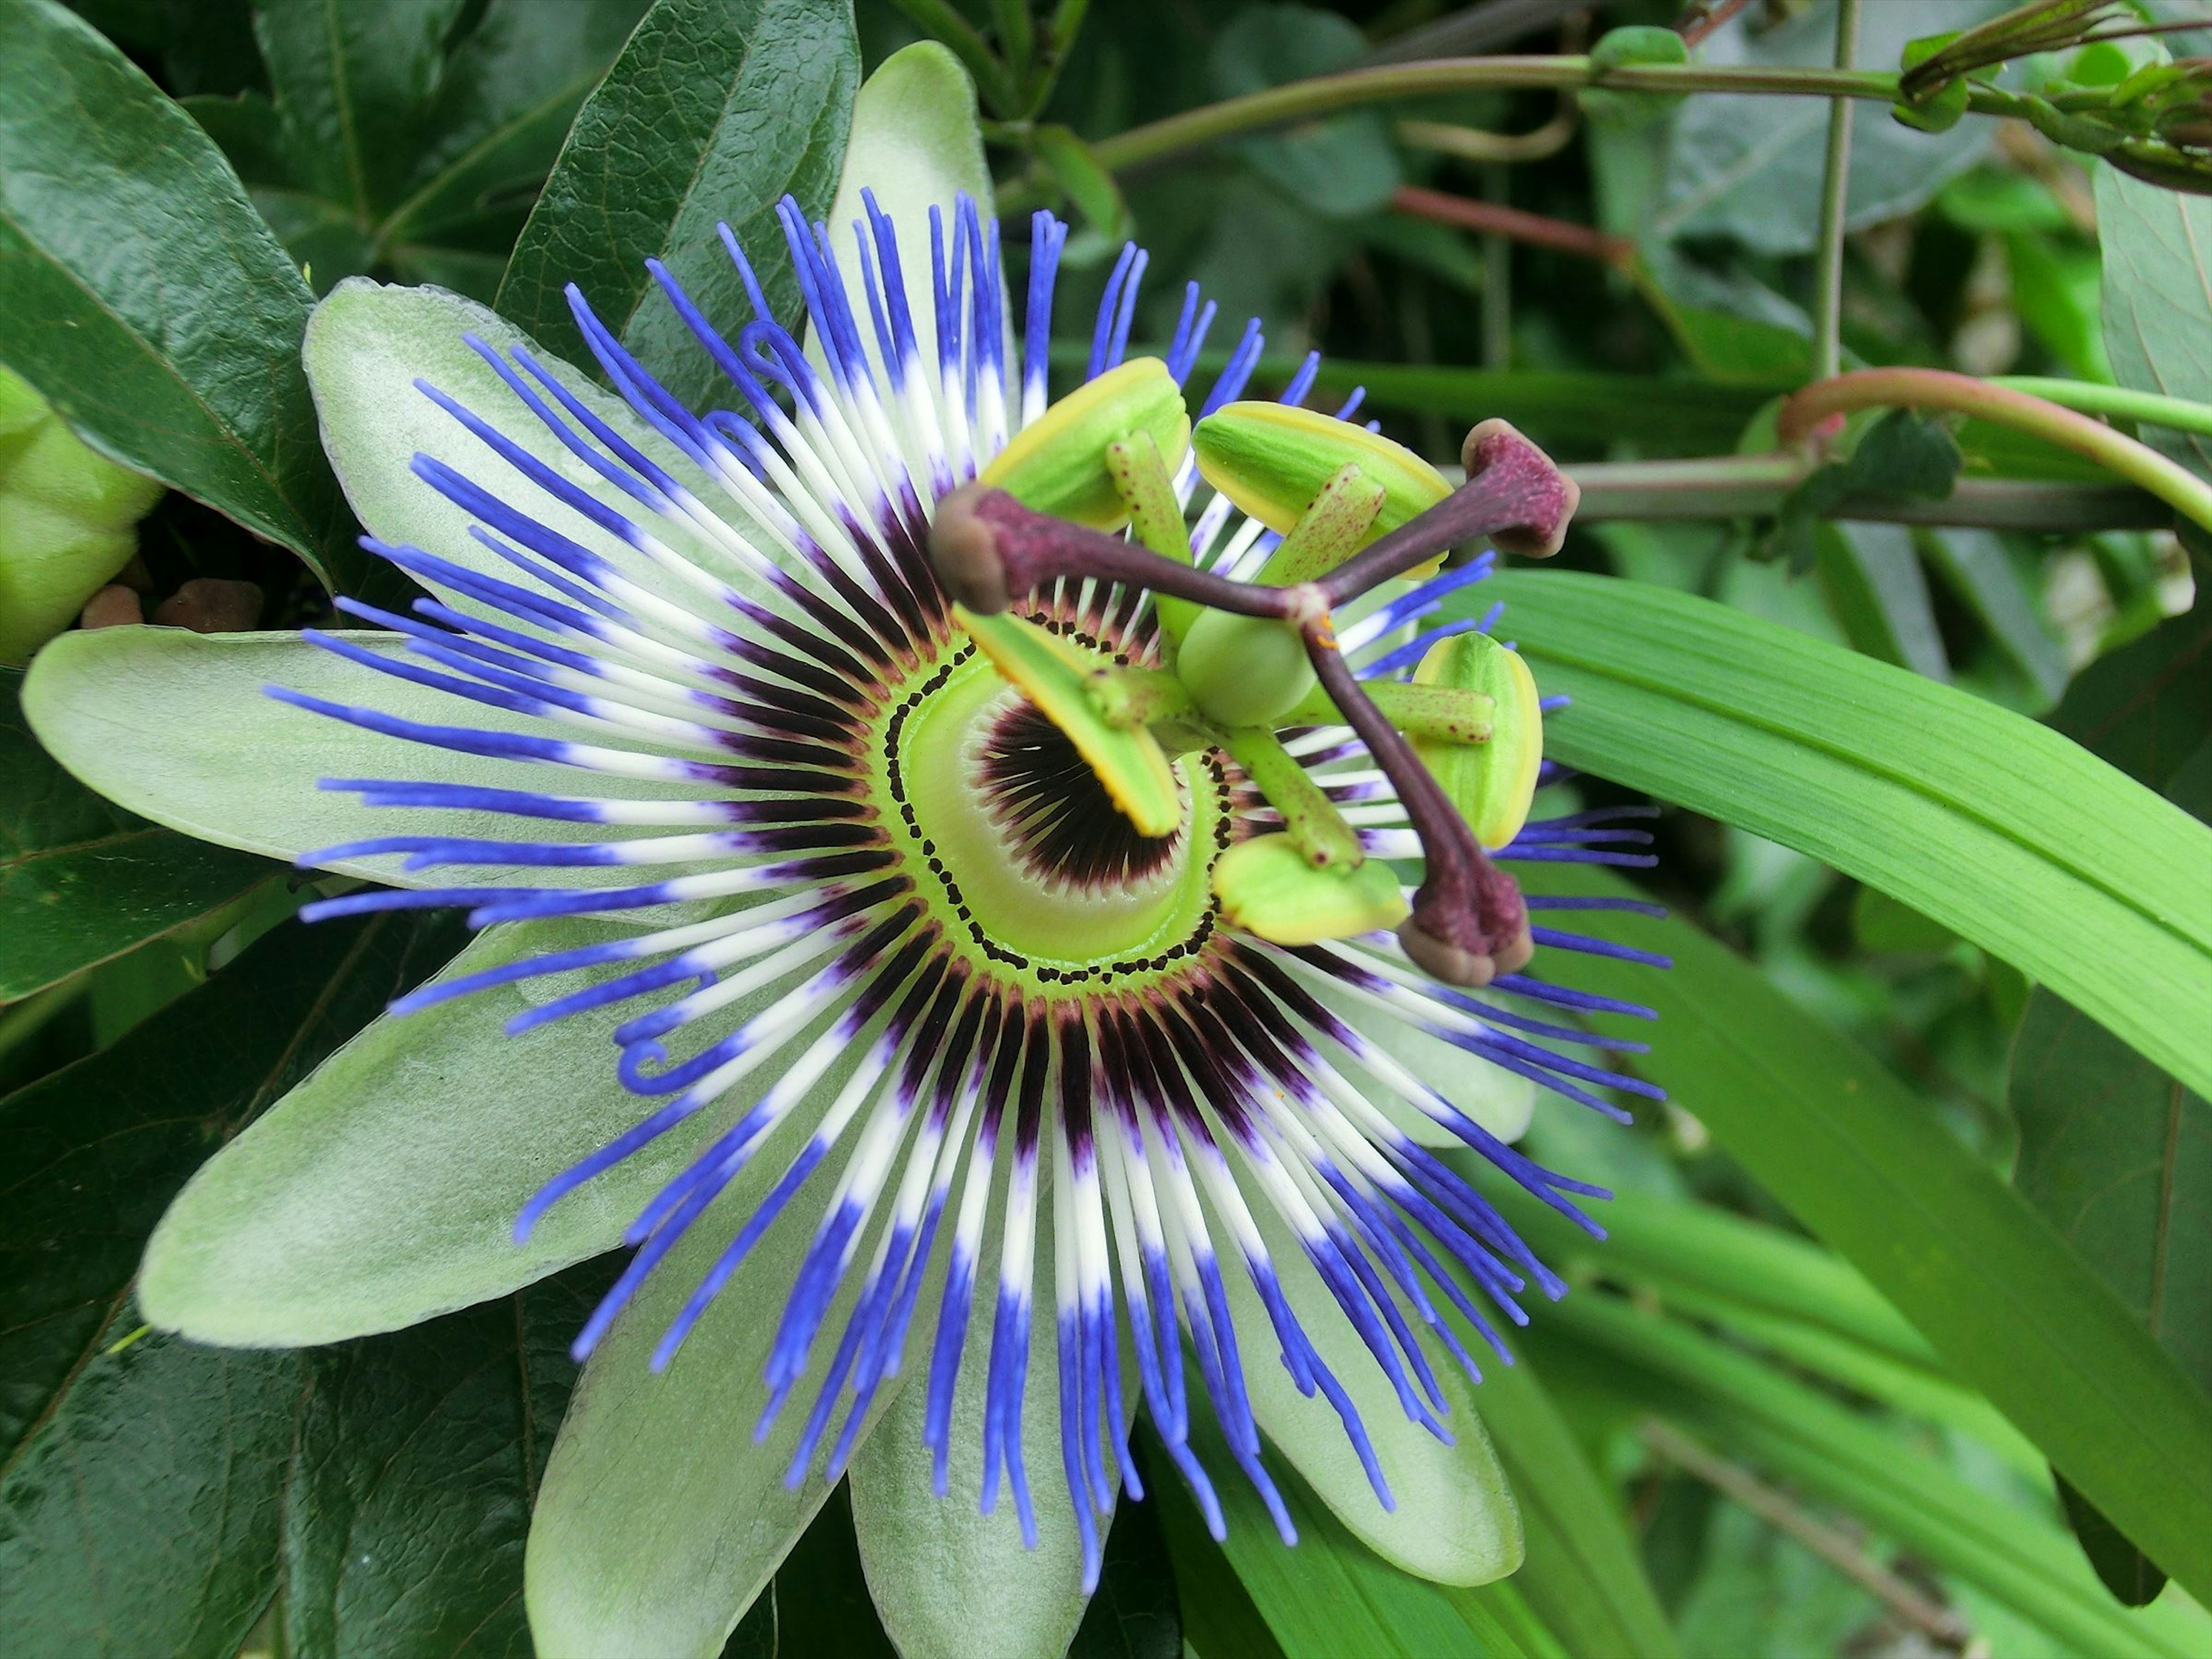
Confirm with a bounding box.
[850,1233,1102,1659]
[816,42,992,371]
[22,626,715,882]
[139,916,808,1346]
[304,278,769,606]
[1233,1202,1523,1586]
[526,1101,916,1658]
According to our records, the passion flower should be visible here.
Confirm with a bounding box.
[22,51,1667,1656]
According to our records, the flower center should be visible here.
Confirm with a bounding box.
[872,626,1230,990]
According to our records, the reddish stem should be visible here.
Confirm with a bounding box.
[1389,184,1634,268]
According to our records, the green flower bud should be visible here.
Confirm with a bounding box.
[1410,631,1543,850]
[0,364,162,666]
[1192,402,1450,573]
[979,356,1189,530]
[1211,832,1408,946]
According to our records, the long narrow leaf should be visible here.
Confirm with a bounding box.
[1493,570,2212,1095]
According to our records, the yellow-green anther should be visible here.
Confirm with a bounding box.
[1177,609,1315,729]
[1106,428,1201,645]
[1410,632,1543,849]
[0,365,162,666]
[1255,463,1387,586]
[956,604,1183,836]
[1194,402,1452,577]
[1221,728,1363,870]
[1211,832,1409,946]
[980,357,1189,530]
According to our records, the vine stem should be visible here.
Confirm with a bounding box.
[995,57,1902,210]
[1996,376,2212,441]
[1392,183,1633,267]
[1779,369,2212,533]
[1810,0,1861,383]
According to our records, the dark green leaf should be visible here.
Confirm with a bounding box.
[1815,522,1950,680]
[2058,1474,2169,1609]
[0,908,463,1659]
[1034,123,1133,246]
[2012,991,2211,1396]
[1210,5,1399,219]
[1491,570,2212,1099]
[497,0,859,410]
[281,1259,619,1659]
[2046,607,2212,794]
[191,0,652,303]
[1653,0,2004,253]
[1068,1476,1182,1659]
[1774,411,1961,571]
[0,0,355,590]
[2097,165,2212,479]
[1497,858,2212,1605]
[0,669,275,1004]
[1921,528,2069,709]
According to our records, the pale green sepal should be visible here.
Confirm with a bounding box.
[305,279,768,606]
[1213,834,1407,945]
[1194,403,1450,565]
[981,358,1190,530]
[21,627,716,885]
[851,1233,1106,1659]
[526,1109,919,1658]
[1412,633,1543,850]
[1232,1202,1524,1586]
[816,41,993,377]
[139,915,817,1346]
[958,604,1181,835]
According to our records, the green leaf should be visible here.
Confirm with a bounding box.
[849,1233,1099,1659]
[496,0,858,411]
[1921,527,2069,709]
[1537,1293,2206,1659]
[1652,0,2004,253]
[1210,6,1400,219]
[524,1058,900,1659]
[0,0,354,589]
[1470,1352,1680,1659]
[2046,606,2212,794]
[2,666,274,1003]
[1499,858,2212,1606]
[198,0,652,303]
[281,1259,618,1659]
[21,627,729,889]
[2097,164,2212,478]
[1188,1410,1558,1659]
[2012,994,2211,1396]
[138,916,764,1346]
[0,907,463,1659]
[1033,124,1134,246]
[1490,570,2212,1099]
[1813,522,1950,681]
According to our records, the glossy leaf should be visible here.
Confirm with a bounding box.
[0,908,463,1659]
[1490,570,2212,1098]
[2097,165,2212,478]
[1,666,274,1003]
[191,0,652,302]
[0,0,353,589]
[282,1260,618,1659]
[497,0,858,410]
[1504,859,2212,1604]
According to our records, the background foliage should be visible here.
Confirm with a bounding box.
[2,0,2209,1655]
